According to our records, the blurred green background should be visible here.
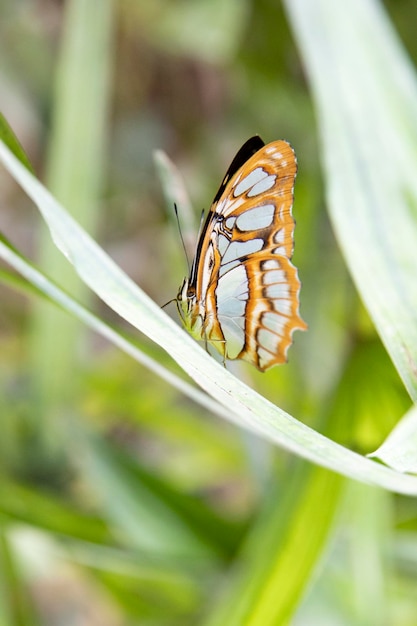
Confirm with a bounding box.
[1,0,417,624]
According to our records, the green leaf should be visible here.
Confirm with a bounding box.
[203,462,344,626]
[0,479,111,545]
[76,433,228,562]
[344,484,392,624]
[154,149,197,258]
[285,0,417,400]
[29,0,114,442]
[0,112,34,173]
[369,404,417,473]
[0,520,41,626]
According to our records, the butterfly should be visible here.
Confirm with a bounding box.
[176,135,307,371]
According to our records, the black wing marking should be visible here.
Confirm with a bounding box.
[212,135,265,204]
[189,136,265,287]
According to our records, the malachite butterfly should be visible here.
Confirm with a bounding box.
[176,135,307,371]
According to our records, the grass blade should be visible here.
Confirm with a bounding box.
[29,0,113,439]
[370,404,417,473]
[285,0,417,400]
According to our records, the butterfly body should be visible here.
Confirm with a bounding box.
[176,136,307,371]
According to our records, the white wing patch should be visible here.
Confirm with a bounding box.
[235,204,275,231]
[247,175,276,197]
[258,347,281,369]
[221,238,263,265]
[263,269,286,285]
[218,234,229,256]
[261,259,280,271]
[273,247,286,256]
[274,229,285,244]
[262,311,287,336]
[257,328,280,354]
[233,167,267,197]
[273,299,293,315]
[216,264,249,358]
[218,259,240,277]
[265,283,291,299]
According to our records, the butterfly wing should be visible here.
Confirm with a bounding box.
[180,137,307,371]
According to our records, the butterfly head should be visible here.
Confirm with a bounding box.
[176,277,199,333]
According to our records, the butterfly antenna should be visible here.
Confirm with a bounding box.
[161,297,176,310]
[174,203,191,274]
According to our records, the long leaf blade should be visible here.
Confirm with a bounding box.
[285,0,417,400]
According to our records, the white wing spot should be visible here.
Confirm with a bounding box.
[273,246,287,256]
[266,283,291,299]
[263,269,287,285]
[258,347,274,368]
[257,328,280,354]
[216,264,249,358]
[219,258,240,277]
[262,312,286,336]
[273,299,293,315]
[221,239,263,265]
[218,234,229,256]
[225,216,236,230]
[233,168,267,197]
[247,175,276,197]
[274,229,285,244]
[218,290,247,319]
[216,265,248,314]
[264,269,286,283]
[235,204,275,231]
[261,259,280,271]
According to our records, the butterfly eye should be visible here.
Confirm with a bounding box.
[177,278,188,302]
